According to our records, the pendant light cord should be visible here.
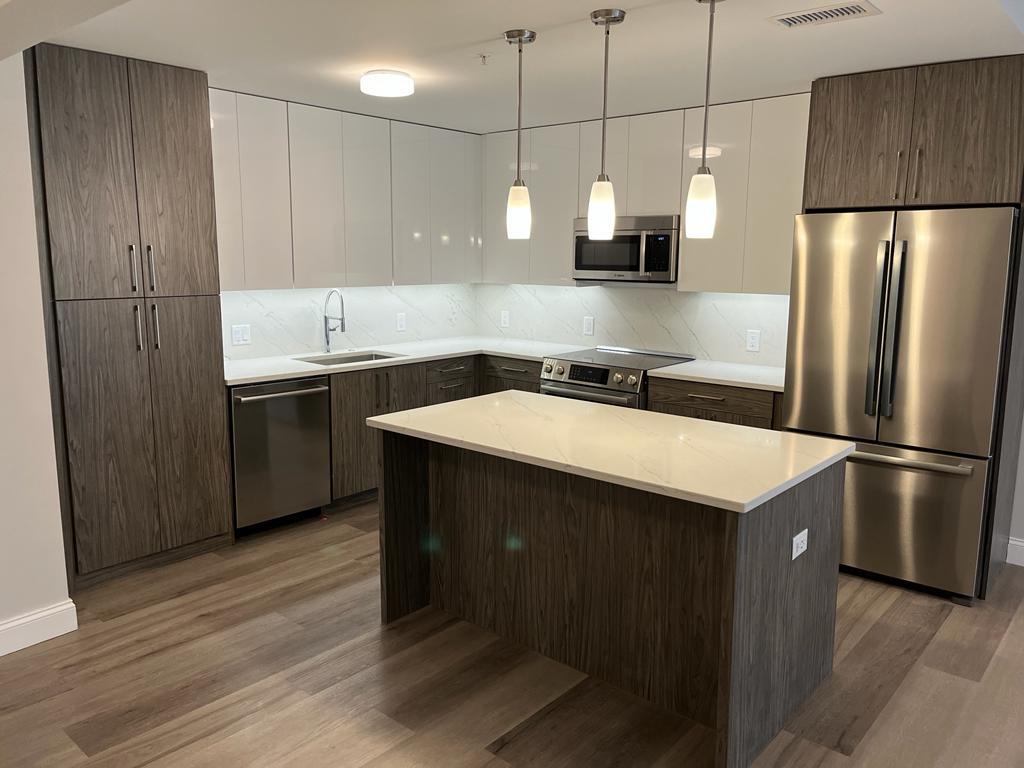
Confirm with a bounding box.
[700,0,716,171]
[515,40,524,185]
[600,22,610,178]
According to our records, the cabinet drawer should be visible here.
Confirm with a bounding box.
[481,355,541,383]
[425,355,477,383]
[648,378,774,422]
[426,375,477,405]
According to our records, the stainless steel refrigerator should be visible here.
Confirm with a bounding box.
[783,207,1021,598]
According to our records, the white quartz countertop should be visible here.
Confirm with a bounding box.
[367,391,852,513]
[224,336,787,391]
[649,360,785,392]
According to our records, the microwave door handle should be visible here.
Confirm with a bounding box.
[639,233,649,276]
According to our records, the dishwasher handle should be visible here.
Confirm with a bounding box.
[234,385,329,404]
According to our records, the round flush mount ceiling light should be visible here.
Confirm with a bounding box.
[360,69,415,97]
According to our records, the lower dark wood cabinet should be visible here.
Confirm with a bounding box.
[647,378,777,429]
[481,375,540,395]
[57,296,230,576]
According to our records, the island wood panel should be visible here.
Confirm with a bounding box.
[147,297,232,549]
[128,60,220,296]
[56,299,161,574]
[803,68,917,210]
[648,378,775,428]
[377,434,846,768]
[907,56,1024,206]
[35,44,142,300]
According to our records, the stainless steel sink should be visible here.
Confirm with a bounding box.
[298,351,404,366]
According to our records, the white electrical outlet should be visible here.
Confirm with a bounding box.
[792,529,809,560]
[583,316,595,336]
[746,329,762,353]
[500,310,510,328]
[231,324,251,346]
[396,312,407,332]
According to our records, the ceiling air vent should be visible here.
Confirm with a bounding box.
[771,2,881,29]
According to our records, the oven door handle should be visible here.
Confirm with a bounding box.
[540,383,634,407]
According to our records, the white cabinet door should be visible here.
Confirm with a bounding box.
[343,113,393,286]
[578,117,629,218]
[288,103,345,289]
[627,110,684,215]
[678,101,752,293]
[743,94,810,294]
[463,134,483,283]
[391,121,432,285]
[429,128,467,284]
[528,123,579,285]
[209,89,244,291]
[236,94,293,289]
[482,130,530,283]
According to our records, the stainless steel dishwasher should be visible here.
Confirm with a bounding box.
[231,377,331,528]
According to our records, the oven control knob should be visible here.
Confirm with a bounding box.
[612,372,624,384]
[627,374,639,387]
[556,365,565,375]
[543,363,552,373]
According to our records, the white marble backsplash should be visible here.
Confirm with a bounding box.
[221,283,790,367]
[475,285,790,366]
[220,285,477,359]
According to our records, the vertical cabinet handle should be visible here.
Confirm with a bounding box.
[133,304,143,350]
[891,150,903,201]
[129,244,139,292]
[146,245,157,292]
[151,303,161,350]
[912,148,923,200]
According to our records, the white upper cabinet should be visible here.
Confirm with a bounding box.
[483,130,531,283]
[678,101,753,293]
[343,113,393,287]
[743,94,810,294]
[463,134,483,283]
[236,94,294,290]
[578,117,629,218]
[429,128,468,285]
[528,123,580,285]
[626,110,684,215]
[391,122,432,285]
[208,89,244,291]
[288,103,345,289]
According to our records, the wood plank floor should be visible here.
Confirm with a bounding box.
[2,500,1024,767]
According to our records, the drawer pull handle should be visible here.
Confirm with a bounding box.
[439,365,466,374]
[500,366,528,374]
[687,393,726,402]
[439,382,464,391]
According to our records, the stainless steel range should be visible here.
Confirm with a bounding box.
[540,347,694,409]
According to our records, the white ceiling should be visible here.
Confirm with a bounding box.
[51,0,1024,134]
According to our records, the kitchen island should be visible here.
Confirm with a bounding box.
[368,391,853,768]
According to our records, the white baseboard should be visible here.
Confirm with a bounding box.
[1009,537,1024,568]
[0,599,77,657]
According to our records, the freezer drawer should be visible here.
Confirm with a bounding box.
[232,377,331,528]
[842,444,989,596]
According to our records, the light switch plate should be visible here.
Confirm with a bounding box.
[231,324,251,346]
[500,310,510,328]
[792,528,808,560]
[746,329,762,353]
[583,316,595,336]
[396,312,407,332]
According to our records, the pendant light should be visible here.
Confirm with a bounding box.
[686,0,721,240]
[505,29,537,240]
[587,9,626,241]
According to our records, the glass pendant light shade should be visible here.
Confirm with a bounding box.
[685,171,717,239]
[587,179,616,240]
[506,183,532,239]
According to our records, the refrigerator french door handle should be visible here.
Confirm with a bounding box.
[864,240,890,416]
[880,240,906,418]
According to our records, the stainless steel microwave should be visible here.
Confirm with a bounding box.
[572,215,679,283]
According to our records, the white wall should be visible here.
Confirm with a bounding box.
[0,53,76,655]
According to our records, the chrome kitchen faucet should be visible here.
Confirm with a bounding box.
[323,288,346,352]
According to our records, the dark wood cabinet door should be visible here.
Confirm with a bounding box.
[649,401,772,430]
[147,297,231,548]
[382,364,426,412]
[331,369,381,499]
[36,45,142,300]
[482,376,540,395]
[647,379,775,430]
[908,56,1024,205]
[803,68,917,210]
[128,60,219,297]
[57,300,160,573]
